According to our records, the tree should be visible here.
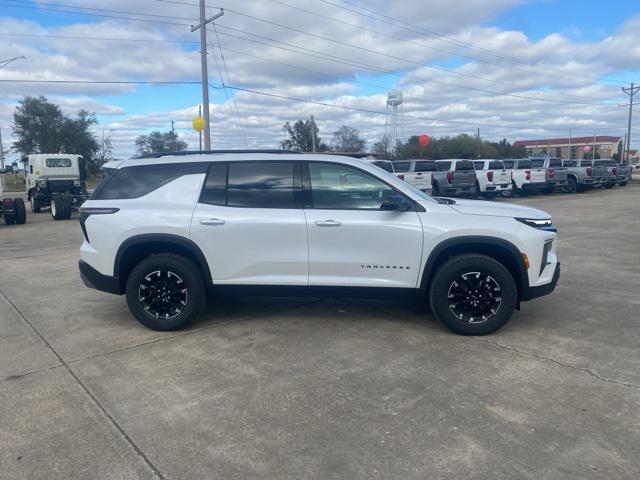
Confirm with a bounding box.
[372,135,392,158]
[12,96,101,173]
[95,133,114,166]
[280,119,327,152]
[330,125,366,153]
[135,131,188,156]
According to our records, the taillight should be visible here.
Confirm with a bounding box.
[525,170,531,180]
[486,171,494,182]
[398,174,405,180]
[612,167,617,175]
[586,167,592,176]
[447,172,454,183]
[548,169,555,178]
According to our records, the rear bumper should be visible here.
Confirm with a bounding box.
[521,262,560,301]
[441,184,476,195]
[79,260,122,295]
[521,182,546,190]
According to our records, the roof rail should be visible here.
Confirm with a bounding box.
[134,149,300,159]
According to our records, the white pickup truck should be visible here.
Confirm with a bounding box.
[473,160,512,199]
[392,159,435,193]
[503,159,546,196]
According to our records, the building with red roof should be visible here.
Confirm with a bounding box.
[513,136,623,160]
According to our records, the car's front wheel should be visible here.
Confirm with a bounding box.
[429,254,518,335]
[126,254,206,330]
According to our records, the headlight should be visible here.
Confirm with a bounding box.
[515,217,557,232]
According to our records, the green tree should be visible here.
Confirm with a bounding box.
[330,125,366,153]
[135,131,188,156]
[280,119,327,152]
[12,96,101,172]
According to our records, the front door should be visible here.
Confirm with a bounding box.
[190,161,308,285]
[303,161,423,288]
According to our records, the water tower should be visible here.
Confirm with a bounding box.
[385,90,403,151]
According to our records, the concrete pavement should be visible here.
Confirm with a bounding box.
[1,184,639,479]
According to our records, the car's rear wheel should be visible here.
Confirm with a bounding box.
[13,198,26,224]
[30,196,41,213]
[565,177,577,193]
[3,206,16,225]
[432,181,440,196]
[126,254,206,330]
[61,196,72,219]
[429,254,518,335]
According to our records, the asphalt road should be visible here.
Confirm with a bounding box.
[1,185,639,479]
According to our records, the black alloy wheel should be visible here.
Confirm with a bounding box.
[447,271,502,324]
[138,269,188,321]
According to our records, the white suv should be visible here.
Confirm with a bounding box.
[79,152,560,335]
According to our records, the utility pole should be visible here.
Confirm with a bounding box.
[568,128,572,160]
[198,105,202,151]
[0,127,4,170]
[191,4,224,151]
[310,115,316,153]
[622,83,639,164]
[171,120,176,151]
[476,127,480,159]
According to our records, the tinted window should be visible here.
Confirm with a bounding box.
[92,162,207,200]
[563,160,577,167]
[473,161,484,171]
[549,158,562,167]
[455,160,474,171]
[308,162,395,210]
[414,161,436,172]
[489,161,504,170]
[517,160,532,169]
[200,163,227,206]
[46,158,72,167]
[579,160,592,167]
[372,161,393,173]
[503,161,514,169]
[394,161,411,173]
[531,159,545,168]
[227,162,295,208]
[436,161,451,171]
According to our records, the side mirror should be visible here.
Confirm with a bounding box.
[381,195,412,211]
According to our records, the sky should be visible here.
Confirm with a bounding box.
[0,0,639,160]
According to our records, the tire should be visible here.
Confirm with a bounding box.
[542,186,555,195]
[482,192,497,200]
[30,196,41,213]
[3,208,16,225]
[126,254,206,331]
[61,196,72,219]
[619,182,627,187]
[13,198,26,224]
[604,182,614,189]
[51,196,66,220]
[517,188,529,197]
[432,181,440,196]
[428,254,518,335]
[565,177,577,194]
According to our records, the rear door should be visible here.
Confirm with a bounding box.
[303,161,423,288]
[190,161,308,285]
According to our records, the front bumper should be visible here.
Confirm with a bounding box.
[521,262,560,301]
[79,260,122,295]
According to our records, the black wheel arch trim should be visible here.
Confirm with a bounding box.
[419,236,530,299]
[114,234,213,285]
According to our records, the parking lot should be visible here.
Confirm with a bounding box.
[1,184,639,479]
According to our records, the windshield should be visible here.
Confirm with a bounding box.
[455,160,474,171]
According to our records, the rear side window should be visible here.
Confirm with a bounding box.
[549,159,562,167]
[393,161,411,173]
[455,160,474,171]
[489,161,504,170]
[414,161,436,172]
[200,163,227,206]
[92,162,207,200]
[46,158,72,167]
[531,159,545,168]
[227,162,295,209]
[436,161,451,171]
[503,161,514,169]
[473,161,484,170]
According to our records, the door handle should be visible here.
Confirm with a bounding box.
[315,220,341,227]
[200,218,225,226]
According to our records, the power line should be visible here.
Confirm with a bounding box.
[0,79,201,84]
[0,32,199,45]
[319,0,629,86]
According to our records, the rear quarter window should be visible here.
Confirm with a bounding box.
[393,161,411,173]
[92,162,207,200]
[549,159,563,167]
[517,160,532,169]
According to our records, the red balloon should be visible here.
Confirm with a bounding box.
[418,134,430,147]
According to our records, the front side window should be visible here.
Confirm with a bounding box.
[308,162,396,210]
[46,158,72,168]
[227,162,295,209]
[92,162,207,200]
